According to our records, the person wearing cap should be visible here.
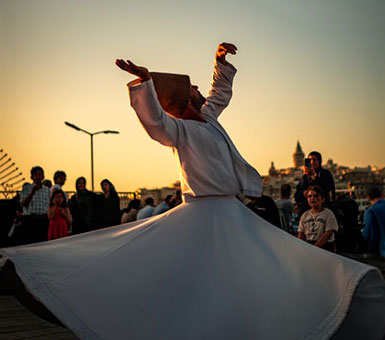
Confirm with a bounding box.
[2,43,384,340]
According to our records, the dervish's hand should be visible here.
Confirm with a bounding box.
[115,59,151,82]
[216,42,237,65]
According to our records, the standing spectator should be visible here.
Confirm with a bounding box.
[152,195,172,216]
[295,151,335,215]
[42,179,52,189]
[121,199,141,224]
[96,179,121,228]
[50,170,68,201]
[47,190,71,240]
[362,186,385,257]
[68,177,97,234]
[275,184,294,230]
[19,166,50,244]
[137,197,155,220]
[246,195,281,228]
[298,185,338,252]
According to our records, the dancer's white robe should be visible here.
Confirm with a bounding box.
[2,61,385,340]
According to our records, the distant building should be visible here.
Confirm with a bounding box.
[263,141,385,201]
[293,141,305,168]
[268,162,278,177]
[137,181,180,205]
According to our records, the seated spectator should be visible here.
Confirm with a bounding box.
[294,151,335,215]
[169,190,182,208]
[275,184,294,231]
[246,195,281,228]
[19,166,50,244]
[68,177,97,234]
[291,204,301,235]
[96,179,121,229]
[330,194,360,253]
[152,195,172,216]
[137,197,155,220]
[50,170,68,201]
[362,186,385,257]
[5,195,23,246]
[121,199,141,224]
[298,185,338,252]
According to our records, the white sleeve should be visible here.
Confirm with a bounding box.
[201,61,237,120]
[128,79,182,147]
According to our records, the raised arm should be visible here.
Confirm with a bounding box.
[202,43,238,120]
[115,59,180,147]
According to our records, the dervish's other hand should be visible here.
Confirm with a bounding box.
[115,59,151,82]
[216,42,237,65]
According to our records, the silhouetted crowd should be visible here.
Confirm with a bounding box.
[5,166,182,247]
[3,150,385,261]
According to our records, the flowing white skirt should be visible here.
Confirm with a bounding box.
[2,196,385,340]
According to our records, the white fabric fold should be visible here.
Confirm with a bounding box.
[2,197,378,340]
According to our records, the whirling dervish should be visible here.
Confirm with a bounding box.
[1,42,385,340]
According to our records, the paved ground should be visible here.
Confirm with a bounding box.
[0,295,77,340]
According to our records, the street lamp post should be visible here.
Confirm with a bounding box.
[65,122,119,191]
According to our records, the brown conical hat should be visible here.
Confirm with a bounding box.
[150,72,191,118]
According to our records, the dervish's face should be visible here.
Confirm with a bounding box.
[190,85,206,112]
[175,85,206,122]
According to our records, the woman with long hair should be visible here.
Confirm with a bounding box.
[96,179,120,229]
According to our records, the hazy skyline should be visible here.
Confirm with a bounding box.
[1,0,384,192]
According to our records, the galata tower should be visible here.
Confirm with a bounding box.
[293,141,305,168]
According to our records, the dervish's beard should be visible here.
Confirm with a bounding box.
[191,93,206,112]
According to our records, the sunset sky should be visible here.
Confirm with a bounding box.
[1,0,384,192]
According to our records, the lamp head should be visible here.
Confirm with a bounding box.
[65,121,81,131]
